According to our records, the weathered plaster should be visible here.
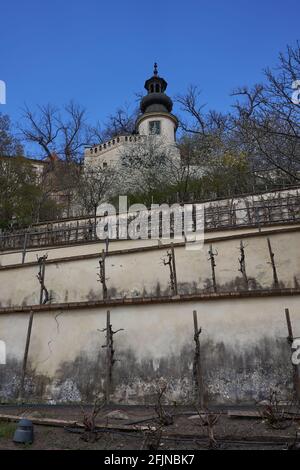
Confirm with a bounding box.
[0,230,299,308]
[0,295,299,404]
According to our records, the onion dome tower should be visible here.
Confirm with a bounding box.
[136,63,178,142]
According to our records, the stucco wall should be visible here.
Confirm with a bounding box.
[0,228,299,308]
[0,293,299,404]
[137,113,177,143]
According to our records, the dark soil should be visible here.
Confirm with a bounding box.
[0,404,299,450]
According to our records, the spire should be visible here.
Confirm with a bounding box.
[140,65,173,114]
[136,65,179,139]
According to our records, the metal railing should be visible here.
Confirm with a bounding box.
[1,194,300,251]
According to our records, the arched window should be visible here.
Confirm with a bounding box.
[155,84,160,93]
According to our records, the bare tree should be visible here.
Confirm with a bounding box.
[59,101,91,163]
[20,102,99,217]
[20,101,95,163]
[232,43,300,183]
[175,86,254,198]
[77,164,116,224]
[176,86,229,158]
[102,104,140,140]
[21,104,61,160]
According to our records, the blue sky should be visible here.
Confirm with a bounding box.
[0,0,299,155]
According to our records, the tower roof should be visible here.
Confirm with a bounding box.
[140,63,173,114]
[144,63,168,93]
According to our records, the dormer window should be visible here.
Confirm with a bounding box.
[149,120,161,135]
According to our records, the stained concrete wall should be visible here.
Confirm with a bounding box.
[0,228,300,308]
[0,293,299,404]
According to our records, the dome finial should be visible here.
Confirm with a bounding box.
[153,62,158,76]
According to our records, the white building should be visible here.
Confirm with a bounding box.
[84,64,179,168]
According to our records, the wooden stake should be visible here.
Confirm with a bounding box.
[208,245,217,293]
[285,308,294,343]
[19,310,34,398]
[238,240,248,289]
[99,312,123,405]
[170,243,178,296]
[105,310,111,404]
[39,261,46,304]
[267,238,279,288]
[37,255,49,304]
[285,308,300,402]
[19,255,48,398]
[193,310,205,409]
[98,250,108,300]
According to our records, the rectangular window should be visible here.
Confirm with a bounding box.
[149,120,161,135]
